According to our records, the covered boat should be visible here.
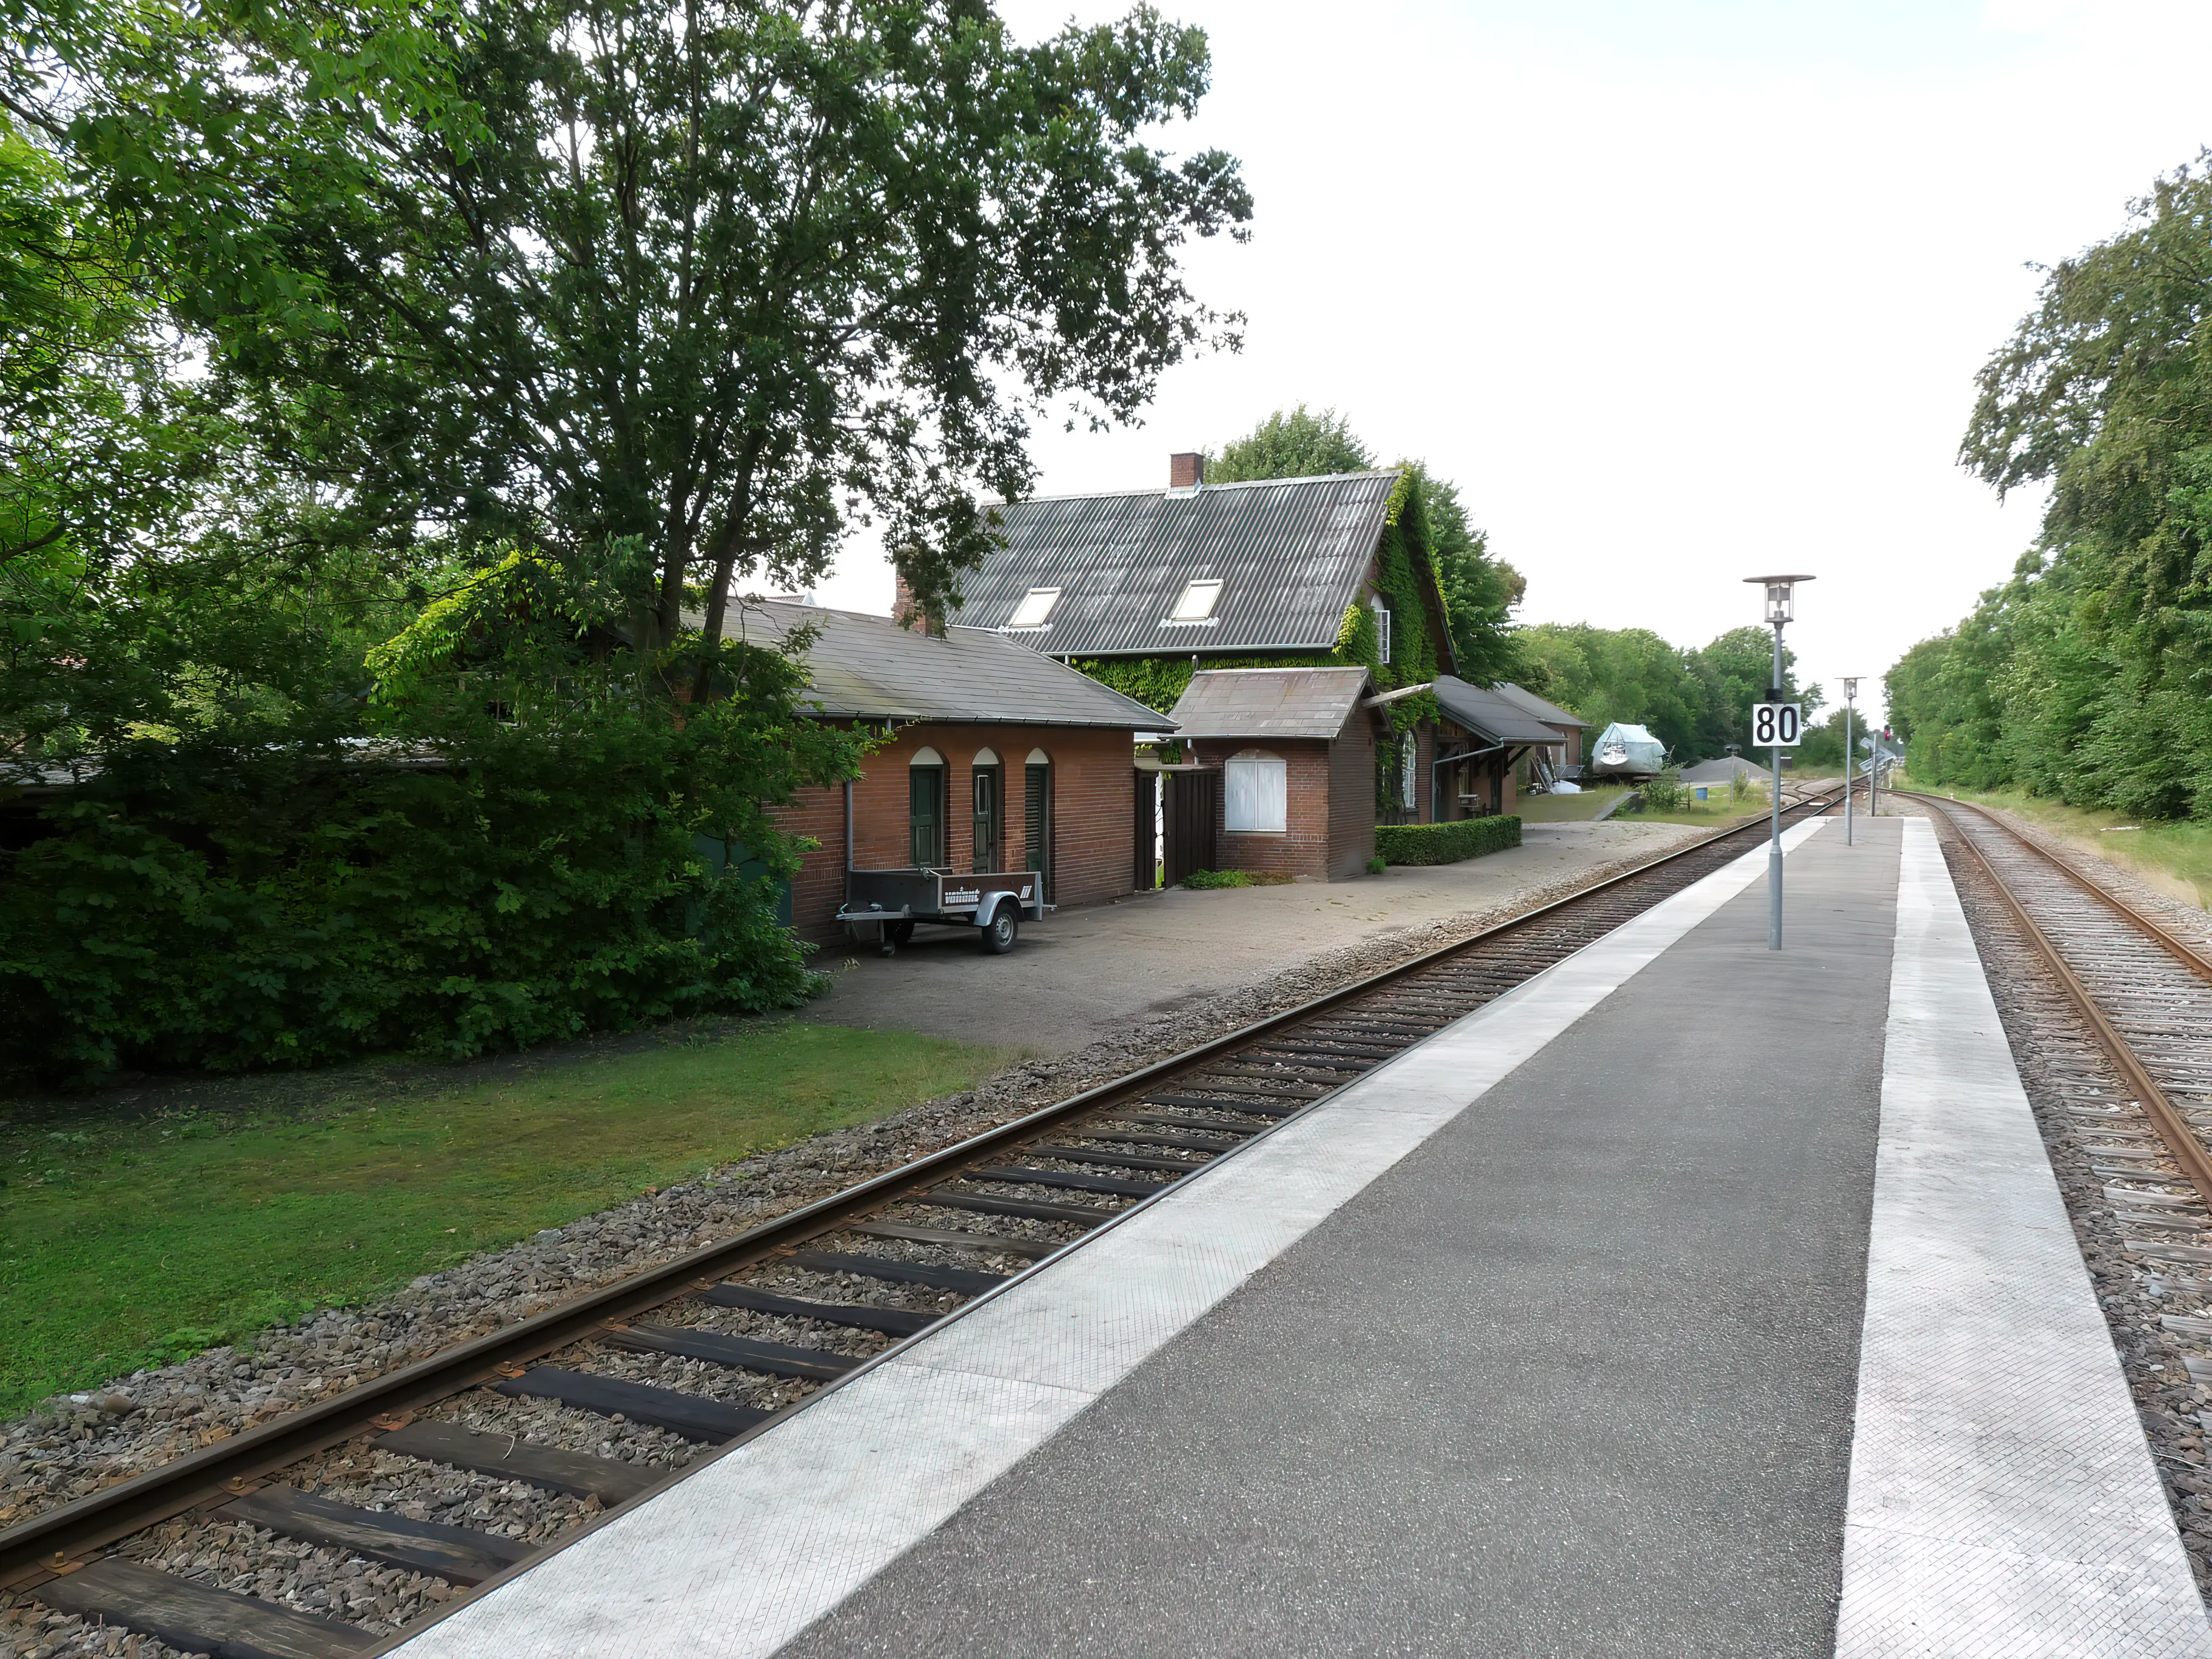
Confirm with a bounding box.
[1589,722,1668,779]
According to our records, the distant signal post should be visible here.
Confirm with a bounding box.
[1744,574,1813,951]
[1841,677,1859,846]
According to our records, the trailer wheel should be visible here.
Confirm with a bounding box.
[981,901,1018,955]
[885,919,914,947]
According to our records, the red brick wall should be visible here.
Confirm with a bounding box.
[773,723,1140,942]
[1185,740,1333,882]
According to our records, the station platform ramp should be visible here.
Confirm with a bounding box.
[392,817,2212,1658]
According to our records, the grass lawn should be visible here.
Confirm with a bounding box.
[1903,777,2212,910]
[1612,795,1767,829]
[1516,788,1633,823]
[0,1021,1013,1418]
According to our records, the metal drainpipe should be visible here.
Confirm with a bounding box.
[843,780,854,873]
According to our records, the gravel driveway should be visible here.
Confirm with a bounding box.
[802,819,1705,1054]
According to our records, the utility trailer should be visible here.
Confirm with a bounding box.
[837,867,1047,956]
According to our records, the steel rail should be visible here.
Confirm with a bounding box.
[1,786,1840,1585]
[1910,793,2212,985]
[1909,791,2212,1211]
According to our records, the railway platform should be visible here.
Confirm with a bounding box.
[392,816,2212,1658]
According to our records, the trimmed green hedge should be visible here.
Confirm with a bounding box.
[1375,816,1522,866]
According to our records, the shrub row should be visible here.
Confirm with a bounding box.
[0,700,857,1087]
[1375,815,1523,866]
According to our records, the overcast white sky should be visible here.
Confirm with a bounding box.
[811,0,2212,722]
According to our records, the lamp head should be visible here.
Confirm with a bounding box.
[1743,572,1815,625]
[1842,676,1859,700]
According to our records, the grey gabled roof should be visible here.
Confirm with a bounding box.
[1490,681,1588,730]
[1432,676,1561,746]
[954,471,1403,657]
[707,600,1170,730]
[1166,667,1373,742]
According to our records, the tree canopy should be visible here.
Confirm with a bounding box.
[1518,621,1810,761]
[1891,153,2212,816]
[1205,404,1372,482]
[1,0,1252,1080]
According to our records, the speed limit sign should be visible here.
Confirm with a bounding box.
[1752,703,1802,747]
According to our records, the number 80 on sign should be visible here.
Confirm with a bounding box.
[1752,703,1802,747]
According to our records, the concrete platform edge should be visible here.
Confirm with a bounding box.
[393,819,1832,1659]
[1834,818,2212,1656]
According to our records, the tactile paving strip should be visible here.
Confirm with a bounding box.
[1835,819,2212,1656]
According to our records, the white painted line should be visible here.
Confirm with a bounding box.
[1835,819,2212,1656]
[395,818,1831,1659]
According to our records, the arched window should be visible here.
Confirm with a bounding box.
[1225,748,1287,834]
[1023,750,1054,898]
[909,747,947,865]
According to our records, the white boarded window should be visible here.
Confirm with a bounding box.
[1225,754,1287,833]
[1008,587,1061,628]
[1169,578,1224,622]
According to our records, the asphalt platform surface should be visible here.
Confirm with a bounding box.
[774,822,1901,1657]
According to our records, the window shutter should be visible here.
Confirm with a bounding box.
[1226,759,1287,833]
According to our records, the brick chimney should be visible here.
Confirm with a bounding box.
[1170,451,1204,489]
[892,571,944,637]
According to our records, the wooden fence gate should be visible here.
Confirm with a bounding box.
[1132,767,1221,891]
[1162,767,1220,888]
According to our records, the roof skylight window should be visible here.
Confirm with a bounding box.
[1167,578,1224,623]
[1007,586,1061,629]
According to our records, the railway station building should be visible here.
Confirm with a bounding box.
[939,454,1461,834]
[725,599,1168,944]
[1489,681,1590,786]
[1428,675,1562,819]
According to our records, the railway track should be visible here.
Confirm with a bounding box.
[1912,794,2212,1211]
[2,789,1839,1659]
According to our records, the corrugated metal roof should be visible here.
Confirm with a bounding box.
[1432,677,1561,746]
[1165,667,1373,741]
[705,601,1170,729]
[1490,682,1588,730]
[955,471,1403,656]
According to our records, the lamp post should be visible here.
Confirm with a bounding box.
[1841,677,1858,846]
[1744,574,1814,950]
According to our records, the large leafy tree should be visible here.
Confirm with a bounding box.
[1515,620,1810,761]
[1687,625,1814,757]
[1205,403,1371,482]
[1923,152,2212,815]
[1520,623,1703,756]
[205,0,1251,701]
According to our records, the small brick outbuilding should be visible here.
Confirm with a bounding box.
[1167,667,1382,882]
[727,600,1168,943]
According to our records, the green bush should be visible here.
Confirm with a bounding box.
[1181,868,1254,889]
[1180,869,1294,889]
[1375,816,1523,866]
[1640,768,1686,811]
[1365,854,1387,875]
[1,659,863,1087]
